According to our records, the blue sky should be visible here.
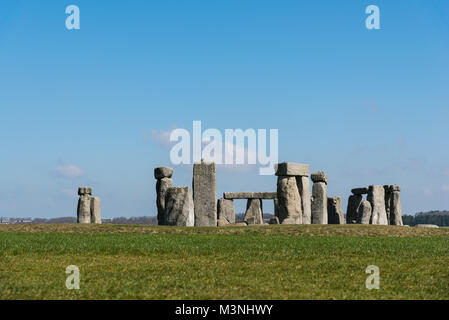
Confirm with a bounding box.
[1,0,448,218]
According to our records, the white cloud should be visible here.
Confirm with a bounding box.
[143,129,174,148]
[55,165,85,179]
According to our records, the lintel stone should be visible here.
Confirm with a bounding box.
[275,163,309,177]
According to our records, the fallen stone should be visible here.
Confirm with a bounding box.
[269,217,280,224]
[154,167,173,179]
[297,176,312,224]
[165,187,195,227]
[90,197,101,224]
[357,200,372,224]
[224,222,248,227]
[346,194,362,224]
[217,199,235,224]
[367,185,388,225]
[351,187,368,195]
[217,218,230,227]
[311,171,328,185]
[328,197,345,224]
[193,160,217,227]
[415,224,439,228]
[244,199,264,225]
[156,177,172,225]
[277,176,302,224]
[275,162,310,177]
[223,192,277,200]
[311,181,327,224]
[77,194,91,224]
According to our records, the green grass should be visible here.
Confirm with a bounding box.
[0,224,448,300]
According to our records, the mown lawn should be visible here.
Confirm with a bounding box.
[0,224,448,300]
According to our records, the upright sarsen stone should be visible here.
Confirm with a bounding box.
[346,194,363,224]
[311,172,328,224]
[77,187,92,224]
[367,185,388,225]
[276,176,302,224]
[390,185,403,226]
[154,167,173,225]
[297,176,312,224]
[384,185,392,224]
[193,160,217,227]
[244,199,264,225]
[165,187,194,227]
[328,196,344,224]
[357,200,372,224]
[90,197,101,224]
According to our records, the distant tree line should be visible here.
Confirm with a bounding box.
[403,211,449,226]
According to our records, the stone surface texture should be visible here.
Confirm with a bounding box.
[357,200,372,224]
[156,177,173,225]
[277,176,302,224]
[346,194,363,224]
[193,160,217,227]
[244,199,264,225]
[297,176,312,224]
[90,197,101,224]
[328,196,345,224]
[217,199,235,224]
[165,187,195,227]
[367,185,388,225]
[275,162,310,177]
[311,181,327,224]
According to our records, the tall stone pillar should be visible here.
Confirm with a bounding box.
[77,187,92,224]
[328,196,344,224]
[357,200,372,224]
[311,172,328,224]
[217,199,235,225]
[275,162,310,224]
[389,185,403,226]
[346,188,367,224]
[367,185,388,225]
[165,187,195,226]
[244,199,264,225]
[193,160,217,226]
[384,185,392,225]
[276,176,302,224]
[155,167,173,225]
[90,197,102,224]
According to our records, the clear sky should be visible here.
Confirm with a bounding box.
[1,0,448,218]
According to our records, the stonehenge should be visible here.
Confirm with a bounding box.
[193,160,217,227]
[311,171,328,224]
[77,187,101,224]
[150,160,404,228]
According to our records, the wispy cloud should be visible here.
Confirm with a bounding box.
[143,128,176,148]
[55,165,85,179]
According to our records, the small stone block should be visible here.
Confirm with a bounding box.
[154,167,173,179]
[275,163,310,177]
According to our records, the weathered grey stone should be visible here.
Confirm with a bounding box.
[311,171,328,185]
[223,192,277,200]
[77,194,91,224]
[193,160,217,227]
[90,197,101,224]
[78,187,92,196]
[165,187,194,227]
[351,187,368,195]
[154,167,173,179]
[390,190,403,226]
[384,185,393,225]
[225,222,248,227]
[297,176,312,224]
[244,199,264,225]
[346,194,362,224]
[217,199,235,224]
[269,216,280,224]
[415,224,439,228]
[217,218,230,227]
[275,162,310,177]
[357,200,372,224]
[276,176,302,224]
[367,185,388,225]
[311,182,327,224]
[156,177,173,225]
[328,197,345,224]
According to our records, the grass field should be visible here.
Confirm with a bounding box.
[0,224,448,300]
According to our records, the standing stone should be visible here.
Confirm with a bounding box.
[77,187,92,224]
[384,185,392,225]
[217,199,235,225]
[357,200,372,224]
[193,160,217,227]
[276,176,302,224]
[311,172,328,224]
[346,194,363,224]
[328,196,345,224]
[367,185,388,225]
[390,185,403,226]
[90,197,101,224]
[164,187,194,227]
[154,167,173,226]
[297,176,312,224]
[269,216,280,224]
[244,199,264,225]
